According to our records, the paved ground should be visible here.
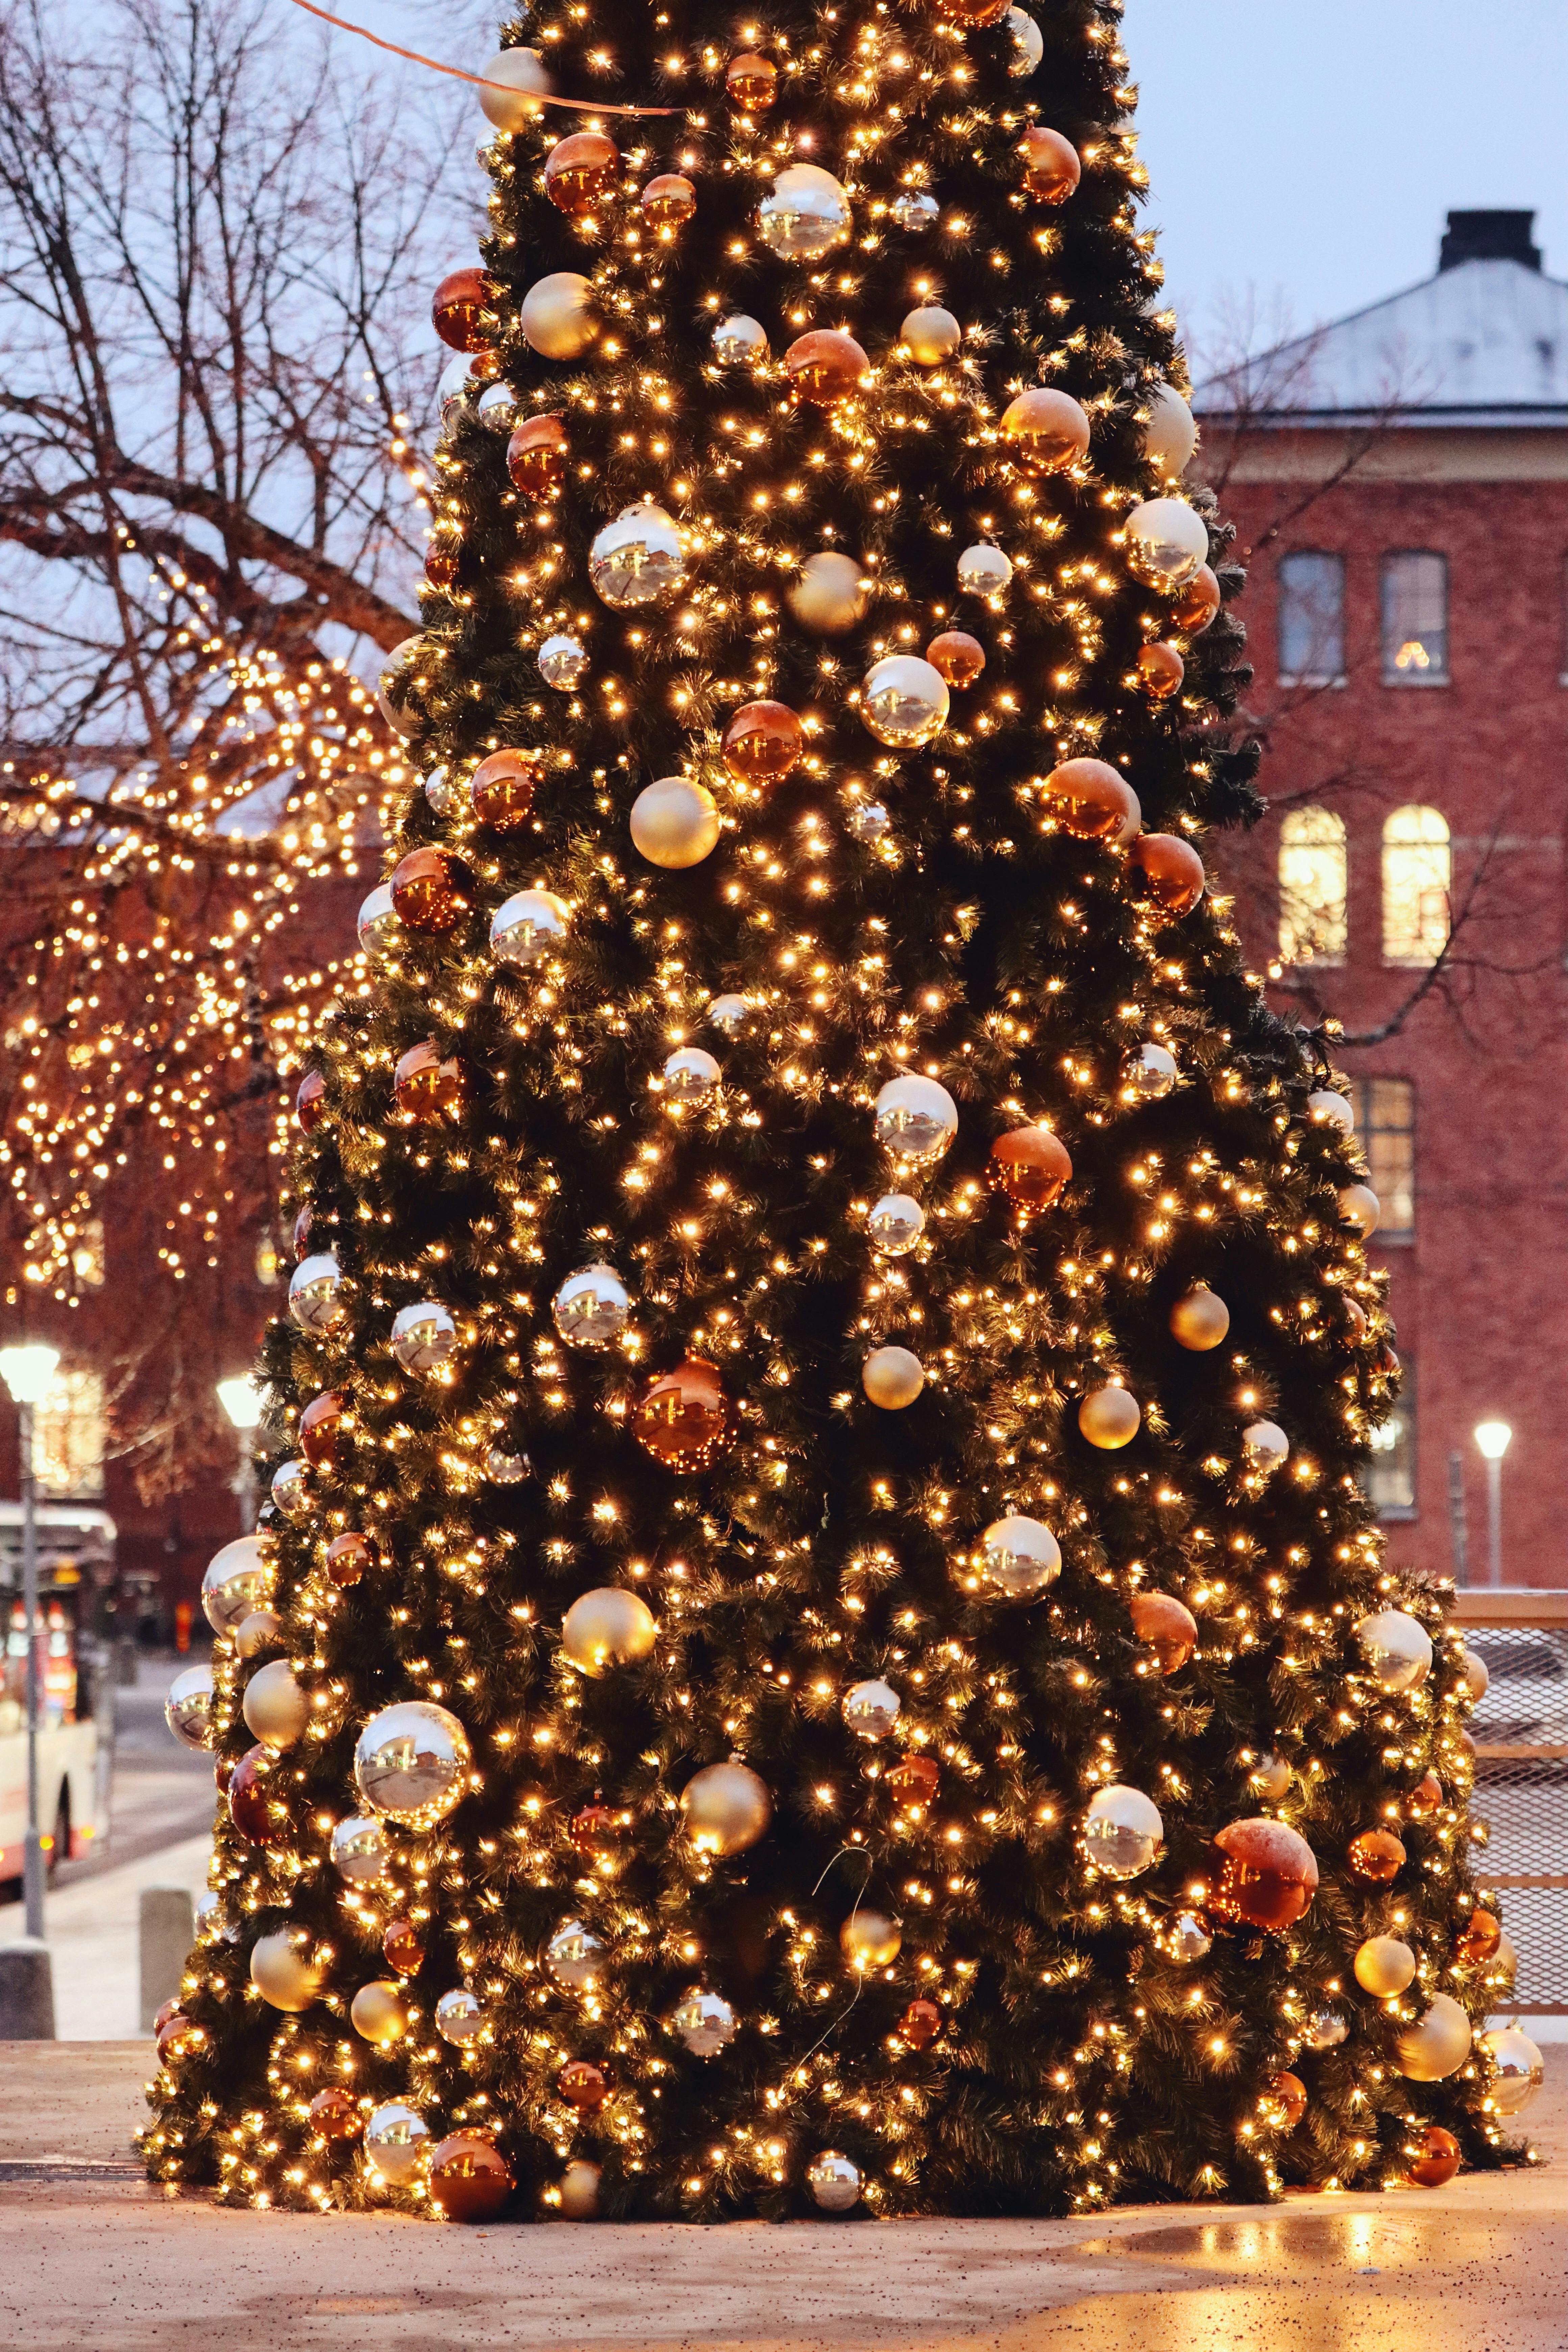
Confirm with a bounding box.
[0,2044,1560,2352]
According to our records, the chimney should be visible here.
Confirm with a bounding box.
[1439,209,1541,272]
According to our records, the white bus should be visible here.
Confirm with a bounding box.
[0,1503,114,1882]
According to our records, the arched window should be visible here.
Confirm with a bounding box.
[1278,806,1347,965]
[1382,806,1450,966]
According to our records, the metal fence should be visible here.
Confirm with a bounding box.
[1453,1591,1568,2016]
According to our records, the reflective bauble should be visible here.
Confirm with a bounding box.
[354,1700,473,1828]
[709,993,748,1033]
[547,1918,607,1992]
[201,1534,271,1635]
[435,1987,488,2046]
[1125,497,1210,590]
[242,1658,310,1751]
[1083,1784,1163,1879]
[874,1074,958,1168]
[926,630,985,688]
[589,502,686,609]
[1142,382,1198,478]
[165,1665,216,1751]
[902,304,961,364]
[722,699,803,783]
[1132,832,1206,914]
[1456,1906,1501,1967]
[508,411,569,500]
[330,1813,390,1885]
[1395,1993,1472,2082]
[1406,1770,1443,1820]
[642,173,696,226]
[988,1123,1072,1216]
[394,1039,465,1126]
[520,271,597,359]
[1241,1419,1289,1473]
[431,2134,513,2223]
[390,1300,457,1375]
[1304,2006,1348,2051]
[887,1754,939,1809]
[351,1979,410,2045]
[1405,2124,1461,2188]
[364,2103,430,2187]
[1162,1911,1212,1964]
[356,883,400,958]
[1127,1041,1178,1100]
[1356,1608,1433,1693]
[634,1359,729,1469]
[432,266,497,354]
[957,542,1012,596]
[1206,1818,1319,1931]
[1462,1647,1490,1704]
[269,1458,310,1521]
[544,131,618,216]
[861,654,950,747]
[663,1046,720,1110]
[1260,2071,1307,2132]
[391,846,468,933]
[891,189,938,232]
[759,164,851,261]
[1000,387,1091,473]
[326,1531,374,1589]
[561,1586,658,1675]
[1250,1752,1292,1802]
[1137,642,1185,699]
[784,329,869,406]
[1338,1182,1381,1238]
[681,1759,771,1855]
[1174,563,1222,633]
[807,2151,861,2212]
[1018,125,1080,202]
[868,1193,925,1255]
[846,797,889,841]
[486,1444,530,1485]
[475,381,517,434]
[900,1996,942,2049]
[540,633,589,690]
[477,47,551,130]
[712,313,769,366]
[1479,2025,1544,2116]
[307,2087,361,2141]
[1347,1828,1406,1883]
[230,1743,292,1845]
[295,1069,327,1134]
[556,2159,601,2219]
[1006,6,1044,73]
[973,1514,1061,1600]
[1079,1385,1141,1450]
[842,1678,901,1740]
[298,1389,344,1467]
[725,52,777,109]
[250,1931,321,2012]
[490,888,571,969]
[1169,1286,1229,1350]
[672,1989,736,2056]
[559,2057,609,2110]
[470,748,542,832]
[1129,1591,1198,1675]
[631,776,720,867]
[841,1909,902,1968]
[862,1346,924,1410]
[288,1251,346,1333]
[1042,757,1141,843]
[553,1263,630,1348]
[375,635,424,736]
[383,1915,423,1975]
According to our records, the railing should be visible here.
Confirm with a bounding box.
[1452,1589,1568,2015]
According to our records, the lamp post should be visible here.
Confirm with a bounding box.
[1473,1420,1513,1590]
[217,1375,263,1535]
[0,1343,62,1940]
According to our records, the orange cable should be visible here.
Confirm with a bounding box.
[282,0,681,116]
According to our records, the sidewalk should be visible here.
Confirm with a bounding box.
[0,1832,211,2037]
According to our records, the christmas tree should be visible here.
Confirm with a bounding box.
[146,0,1539,2221]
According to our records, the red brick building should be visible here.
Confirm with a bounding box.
[1201,210,1568,1592]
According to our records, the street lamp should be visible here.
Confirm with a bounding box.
[217,1374,263,1535]
[1474,1420,1513,1590]
[0,1342,61,1940]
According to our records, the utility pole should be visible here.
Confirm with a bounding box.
[1446,1451,1469,1588]
[0,1345,62,1940]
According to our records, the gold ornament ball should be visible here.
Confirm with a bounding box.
[1141,381,1198,477]
[561,1587,658,1675]
[1462,1646,1490,1704]
[1479,2024,1544,2116]
[1260,2071,1307,2132]
[1123,496,1209,591]
[788,550,867,633]
[477,47,551,129]
[520,271,597,359]
[556,2159,602,2220]
[1249,1751,1292,1802]
[1395,1993,1472,2082]
[1493,1929,1520,1988]
[841,1909,902,1969]
[1338,1182,1381,1238]
[1356,1608,1433,1694]
[1353,1933,1416,1996]
[681,1759,771,1855]
[235,1608,285,1662]
[630,776,720,868]
[1078,1384,1140,1449]
[350,1979,410,2045]
[901,305,961,363]
[250,1932,322,2013]
[1169,1285,1230,1350]
[1129,1591,1198,1675]
[241,1658,311,1751]
[862,1346,925,1410]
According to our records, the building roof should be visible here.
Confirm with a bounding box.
[1196,211,1568,429]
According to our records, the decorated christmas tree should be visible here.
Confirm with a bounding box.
[146,0,1542,2221]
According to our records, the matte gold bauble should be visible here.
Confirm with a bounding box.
[862,1346,925,1410]
[1249,1751,1291,1802]
[1353,1933,1416,1996]
[1347,1828,1406,1882]
[351,1979,410,2045]
[1042,756,1141,842]
[1078,1384,1140,1449]
[1206,1818,1319,1931]
[235,1609,284,1662]
[634,1358,729,1469]
[901,304,961,363]
[242,1658,311,1751]
[477,47,551,130]
[556,2158,602,2219]
[1260,2071,1307,2131]
[788,551,867,633]
[1395,1993,1472,2082]
[431,2134,514,2222]
[1462,1646,1490,1704]
[1000,387,1091,473]
[1018,124,1080,202]
[520,272,597,359]
[250,1932,321,2013]
[840,1908,902,1968]
[629,775,721,868]
[561,1587,658,1675]
[1480,2025,1544,2116]
[1169,1285,1229,1350]
[1404,2124,1461,2187]
[1132,831,1206,913]
[1128,1591,1197,1674]
[680,1759,771,1855]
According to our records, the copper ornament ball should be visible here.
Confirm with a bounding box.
[559,2059,611,2111]
[1260,2071,1307,2132]
[1405,1769,1443,1820]
[1132,832,1206,914]
[298,1390,344,1468]
[634,1359,730,1470]
[383,1915,425,1975]
[1173,563,1222,634]
[390,847,469,933]
[1000,387,1091,473]
[1205,1817,1319,1932]
[507,412,569,500]
[1137,641,1185,699]
[156,2011,201,2061]
[933,0,1010,22]
[725,52,778,109]
[432,267,497,354]
[641,173,696,226]
[1405,2124,1461,2189]
[569,1801,627,1863]
[926,630,986,688]
[308,2087,361,2142]
[721,700,804,784]
[1018,125,1081,203]
[887,1753,939,1809]
[394,1039,466,1125]
[228,1742,292,1847]
[1128,1590,1198,1675]
[430,2133,514,2223]
[469,748,542,832]
[1347,1827,1406,1882]
[543,131,618,215]
[295,1069,327,1133]
[1042,757,1141,842]
[1457,1905,1502,1966]
[784,329,869,406]
[292,1204,313,1259]
[988,1123,1073,1216]
[326,1530,374,1589]
[900,1996,942,2049]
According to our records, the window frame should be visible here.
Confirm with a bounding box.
[1380,549,1450,687]
[1348,1075,1415,1245]
[1277,549,1347,689]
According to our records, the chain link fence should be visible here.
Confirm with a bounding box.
[1457,1604,1568,2015]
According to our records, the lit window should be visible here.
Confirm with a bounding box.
[1278,552,1345,686]
[1348,1077,1414,1241]
[1278,807,1347,965]
[70,1218,105,1289]
[255,1233,282,1286]
[1381,552,1448,683]
[1382,806,1449,966]
[30,1367,107,1500]
[1366,1362,1416,1517]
